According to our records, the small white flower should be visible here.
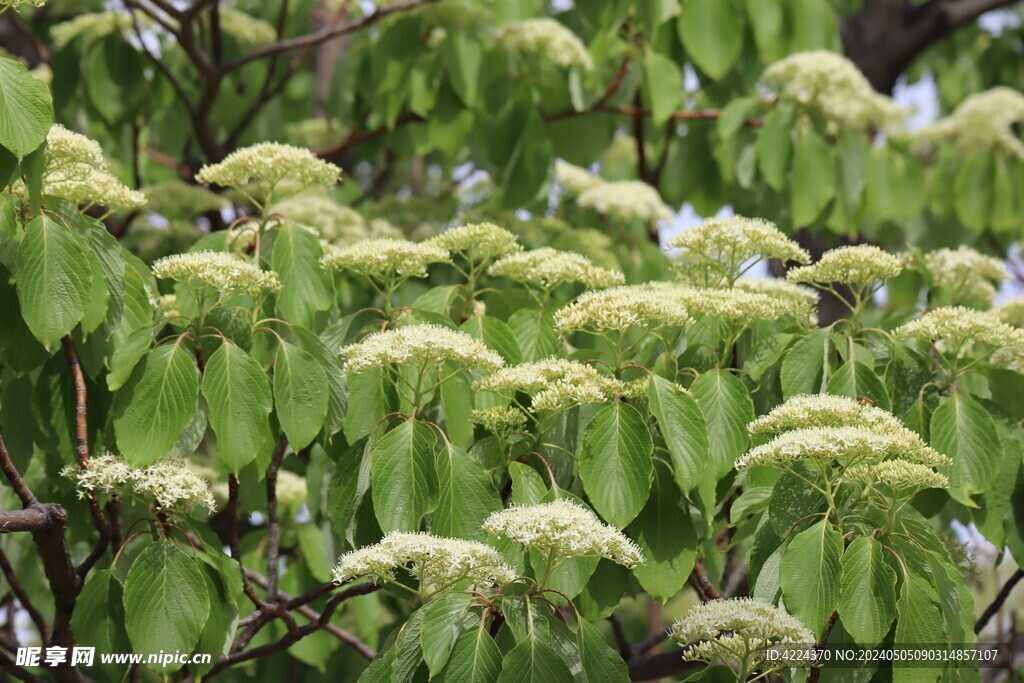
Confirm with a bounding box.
[787,245,903,288]
[915,87,1024,158]
[844,459,949,490]
[473,358,624,412]
[498,19,592,70]
[321,238,450,281]
[196,142,341,204]
[577,180,674,224]
[488,248,624,291]
[424,222,522,262]
[152,251,282,296]
[748,394,905,436]
[340,324,504,374]
[61,454,217,513]
[553,285,691,334]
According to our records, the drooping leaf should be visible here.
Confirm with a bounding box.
[781,328,830,399]
[273,339,329,450]
[780,519,843,637]
[690,369,753,478]
[434,443,502,541]
[419,593,478,676]
[370,418,437,532]
[929,393,1000,507]
[496,638,573,683]
[756,104,794,191]
[678,0,745,80]
[627,473,698,602]
[578,402,653,528]
[647,375,709,495]
[202,340,275,472]
[644,51,682,127]
[0,56,53,159]
[440,627,502,683]
[825,360,891,410]
[791,127,836,226]
[272,221,332,328]
[838,537,897,646]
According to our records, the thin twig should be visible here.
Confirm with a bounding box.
[976,569,1024,634]
[0,548,48,641]
[264,435,289,603]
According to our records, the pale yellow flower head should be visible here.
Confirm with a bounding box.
[152,251,282,296]
[62,454,216,513]
[51,11,135,49]
[915,87,1024,158]
[994,297,1024,328]
[321,238,450,281]
[553,285,691,334]
[919,246,1007,306]
[735,426,950,470]
[894,306,1016,352]
[845,459,949,491]
[498,19,592,70]
[763,51,906,131]
[40,125,146,210]
[285,118,346,149]
[748,394,904,436]
[424,222,522,262]
[786,245,902,288]
[332,531,517,590]
[483,500,644,567]
[218,7,276,46]
[577,180,674,224]
[275,470,308,508]
[554,160,604,196]
[671,598,814,670]
[473,358,624,412]
[488,247,624,291]
[341,324,503,374]
[665,216,810,287]
[734,278,819,326]
[470,406,528,437]
[196,142,341,205]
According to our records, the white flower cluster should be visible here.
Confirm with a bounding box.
[488,248,625,291]
[482,500,644,567]
[734,278,819,326]
[577,180,674,224]
[554,160,604,196]
[497,19,592,70]
[845,460,949,491]
[285,118,346,149]
[736,426,949,470]
[152,250,282,296]
[673,285,808,325]
[153,293,180,321]
[470,406,528,436]
[41,125,146,210]
[895,306,1021,356]
[275,470,308,508]
[332,531,517,588]
[143,181,228,219]
[196,142,341,203]
[424,222,522,262]
[762,51,906,131]
[995,297,1024,328]
[918,246,1008,306]
[2,0,46,9]
[671,598,814,670]
[553,285,691,334]
[915,87,1024,158]
[665,216,810,286]
[340,324,504,374]
[62,454,216,513]
[787,245,903,288]
[322,238,450,281]
[272,194,401,245]
[749,394,902,435]
[473,358,624,412]
[218,7,277,46]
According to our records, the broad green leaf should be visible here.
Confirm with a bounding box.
[440,628,502,683]
[123,542,210,671]
[991,152,1020,232]
[496,638,573,683]
[0,56,53,159]
[745,0,784,62]
[508,308,558,362]
[627,474,698,602]
[293,326,347,438]
[434,443,502,541]
[716,96,757,140]
[327,439,372,547]
[106,264,154,390]
[578,402,653,528]
[866,147,900,221]
[780,519,842,637]
[15,215,93,349]
[371,418,437,532]
[443,32,484,107]
[441,371,473,448]
[781,328,830,398]
[691,369,753,478]
[894,576,945,683]
[929,393,999,506]
[644,51,682,127]
[838,538,897,646]
[678,0,745,80]
[954,148,993,233]
[648,376,708,494]
[273,339,329,450]
[576,618,630,682]
[113,343,198,466]
[789,0,840,51]
[756,104,794,191]
[460,314,521,365]
[71,570,131,659]
[791,127,836,226]
[203,341,275,472]
[419,593,477,676]
[343,371,391,443]
[84,36,146,126]
[825,360,891,410]
[272,221,332,328]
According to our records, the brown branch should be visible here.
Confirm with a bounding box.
[220,0,443,74]
[264,435,289,603]
[227,474,263,608]
[632,93,649,184]
[0,650,43,683]
[315,112,423,160]
[976,568,1024,634]
[0,548,48,641]
[627,649,702,681]
[0,507,54,534]
[0,433,36,508]
[5,13,50,64]
[608,614,633,661]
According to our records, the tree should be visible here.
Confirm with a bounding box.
[0,0,1023,681]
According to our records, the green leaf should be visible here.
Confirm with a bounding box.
[460,314,521,365]
[838,538,897,646]
[371,418,437,531]
[780,519,842,637]
[15,215,93,349]
[756,104,794,191]
[0,56,53,159]
[954,148,993,233]
[825,361,891,410]
[419,593,477,676]
[123,542,210,671]
[71,570,131,656]
[578,402,653,528]
[791,127,836,226]
[627,474,698,602]
[203,340,275,472]
[272,221,332,328]
[343,371,391,444]
[678,0,745,80]
[441,372,473,448]
[690,369,753,479]
[327,439,373,547]
[781,328,830,398]
[433,443,502,541]
[991,152,1020,233]
[84,36,146,126]
[929,393,1000,507]
[113,343,199,466]
[293,326,347,439]
[508,308,558,362]
[106,263,154,390]
[644,51,682,127]
[647,375,709,494]
[745,0,785,62]
[716,96,757,140]
[894,576,945,683]
[497,638,573,683]
[440,628,502,683]
[273,339,329,450]
[576,618,630,682]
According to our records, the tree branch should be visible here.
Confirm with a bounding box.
[264,435,289,603]
[975,568,1024,634]
[0,547,48,641]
